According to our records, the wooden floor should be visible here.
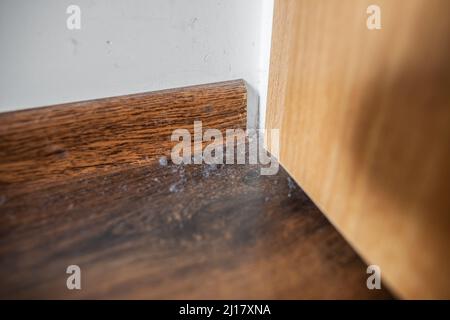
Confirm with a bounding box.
[0,152,392,299]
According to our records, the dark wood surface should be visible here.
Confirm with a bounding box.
[0,154,392,299]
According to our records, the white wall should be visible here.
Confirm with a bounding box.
[0,0,273,128]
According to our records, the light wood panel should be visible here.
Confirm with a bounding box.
[266,0,450,298]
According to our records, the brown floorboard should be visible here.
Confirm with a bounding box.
[0,156,393,299]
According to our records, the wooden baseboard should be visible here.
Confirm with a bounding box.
[0,80,246,190]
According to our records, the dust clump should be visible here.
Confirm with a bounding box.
[169,182,184,193]
[169,163,187,193]
[159,156,168,167]
[287,177,296,197]
[202,163,218,178]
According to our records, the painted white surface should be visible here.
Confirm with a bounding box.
[258,0,274,131]
[0,0,273,128]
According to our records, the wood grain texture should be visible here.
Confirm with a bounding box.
[0,80,393,299]
[266,0,450,299]
[0,152,392,299]
[0,80,246,189]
